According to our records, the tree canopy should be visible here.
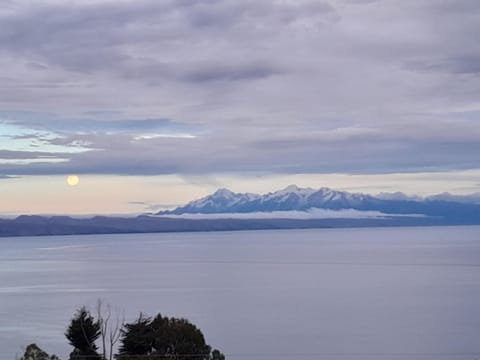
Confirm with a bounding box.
[65,307,101,360]
[20,344,59,360]
[58,305,225,360]
[118,313,224,360]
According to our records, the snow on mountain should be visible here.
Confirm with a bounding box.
[377,191,480,204]
[376,192,423,202]
[158,185,480,221]
[159,185,391,215]
[425,192,480,204]
[169,188,261,214]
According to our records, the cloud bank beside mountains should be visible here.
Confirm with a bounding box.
[155,208,424,220]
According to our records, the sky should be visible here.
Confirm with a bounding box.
[1,0,480,215]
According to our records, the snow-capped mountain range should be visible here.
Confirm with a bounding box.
[159,185,480,220]
[2,186,479,237]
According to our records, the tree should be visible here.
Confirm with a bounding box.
[117,314,153,356]
[118,313,225,360]
[20,344,59,360]
[151,314,211,359]
[211,349,225,360]
[97,300,124,360]
[65,307,101,360]
[27,305,224,360]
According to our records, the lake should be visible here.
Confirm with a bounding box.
[1,226,480,359]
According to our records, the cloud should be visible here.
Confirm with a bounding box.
[155,208,426,220]
[0,0,479,176]
[2,111,480,175]
[183,62,283,83]
[406,55,480,75]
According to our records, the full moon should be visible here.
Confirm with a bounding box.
[67,175,80,186]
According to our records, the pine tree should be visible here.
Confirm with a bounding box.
[117,314,153,356]
[210,349,225,360]
[20,344,60,360]
[65,307,101,360]
[118,313,225,360]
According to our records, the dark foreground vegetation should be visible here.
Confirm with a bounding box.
[20,304,225,360]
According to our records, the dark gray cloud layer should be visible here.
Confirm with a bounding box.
[0,0,479,175]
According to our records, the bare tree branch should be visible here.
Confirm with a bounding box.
[96,298,124,360]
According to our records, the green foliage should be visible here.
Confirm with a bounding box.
[211,349,225,360]
[65,307,101,360]
[20,344,59,360]
[25,305,225,360]
[150,314,211,359]
[118,313,225,360]
[117,314,153,355]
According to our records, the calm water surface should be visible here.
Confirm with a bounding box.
[1,226,480,359]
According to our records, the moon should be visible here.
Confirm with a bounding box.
[67,175,80,187]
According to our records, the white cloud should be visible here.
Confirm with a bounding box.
[155,208,426,220]
[0,0,479,176]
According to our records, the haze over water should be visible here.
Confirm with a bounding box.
[1,226,480,360]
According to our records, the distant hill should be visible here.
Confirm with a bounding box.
[1,186,480,237]
[0,214,478,238]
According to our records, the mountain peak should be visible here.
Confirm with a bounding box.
[158,185,480,216]
[283,184,302,192]
[212,188,236,197]
[160,185,359,215]
[274,184,317,195]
